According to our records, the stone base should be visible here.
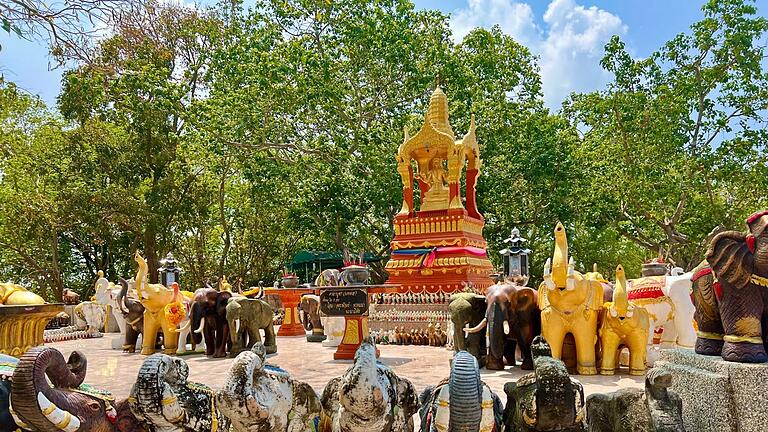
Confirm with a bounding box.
[656,348,768,432]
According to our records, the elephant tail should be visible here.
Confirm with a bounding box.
[11,347,87,432]
[448,351,482,432]
[131,354,187,428]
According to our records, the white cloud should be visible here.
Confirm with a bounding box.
[450,0,627,109]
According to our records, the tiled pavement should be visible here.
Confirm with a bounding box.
[45,329,644,426]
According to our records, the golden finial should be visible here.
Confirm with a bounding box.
[426,86,454,138]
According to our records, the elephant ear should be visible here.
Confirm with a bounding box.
[707,231,753,288]
[395,376,419,418]
[513,288,537,310]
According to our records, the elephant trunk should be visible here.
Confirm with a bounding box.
[448,351,482,432]
[340,342,387,418]
[132,355,186,427]
[11,347,88,432]
[534,358,576,430]
[552,222,569,287]
[190,303,204,345]
[488,302,506,360]
[218,350,264,419]
[118,279,129,314]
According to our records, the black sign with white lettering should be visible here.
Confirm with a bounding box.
[320,288,369,316]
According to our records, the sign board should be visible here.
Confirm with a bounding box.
[320,288,369,317]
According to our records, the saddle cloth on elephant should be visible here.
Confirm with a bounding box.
[627,276,666,302]
[422,377,499,432]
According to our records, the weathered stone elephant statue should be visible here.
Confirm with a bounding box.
[692,210,768,363]
[134,252,181,355]
[129,353,229,431]
[539,222,605,375]
[628,261,696,365]
[217,343,321,432]
[464,277,540,370]
[599,265,650,376]
[73,301,107,333]
[418,350,503,432]
[503,336,586,432]
[11,346,147,432]
[226,297,277,355]
[586,367,685,432]
[448,291,487,366]
[320,340,419,432]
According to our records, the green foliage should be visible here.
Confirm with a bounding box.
[0,0,767,298]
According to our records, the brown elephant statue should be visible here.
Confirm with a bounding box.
[10,346,147,432]
[692,210,768,362]
[299,294,326,342]
[464,277,540,370]
[190,284,234,358]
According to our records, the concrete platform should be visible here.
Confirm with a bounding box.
[42,329,644,427]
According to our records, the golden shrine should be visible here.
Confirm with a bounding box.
[385,87,494,292]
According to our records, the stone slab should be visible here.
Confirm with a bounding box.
[657,348,768,432]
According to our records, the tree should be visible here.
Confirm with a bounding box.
[564,0,768,271]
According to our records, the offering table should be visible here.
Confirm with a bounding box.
[263,287,317,337]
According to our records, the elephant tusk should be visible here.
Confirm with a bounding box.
[566,257,576,291]
[543,258,556,290]
[37,392,81,432]
[174,319,192,333]
[193,318,205,334]
[126,316,142,327]
[235,318,240,335]
[463,318,488,334]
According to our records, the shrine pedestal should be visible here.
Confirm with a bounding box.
[656,348,768,432]
[264,288,315,337]
[333,316,380,360]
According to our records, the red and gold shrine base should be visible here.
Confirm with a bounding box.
[264,288,316,337]
[386,210,494,293]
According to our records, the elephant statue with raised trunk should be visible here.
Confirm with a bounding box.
[320,340,419,432]
[129,353,229,431]
[448,292,487,366]
[134,252,181,355]
[226,297,277,355]
[628,260,696,365]
[503,336,586,432]
[116,278,145,352]
[10,346,147,432]
[587,367,685,432]
[217,343,321,432]
[692,210,768,363]
[465,276,540,371]
[190,280,235,358]
[539,222,606,375]
[599,265,650,376]
[418,350,503,432]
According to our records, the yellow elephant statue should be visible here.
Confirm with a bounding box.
[599,265,650,376]
[539,222,605,375]
[0,282,45,305]
[134,251,181,355]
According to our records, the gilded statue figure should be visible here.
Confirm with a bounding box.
[417,158,450,211]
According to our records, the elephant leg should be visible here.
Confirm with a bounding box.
[693,273,725,356]
[246,327,260,349]
[204,318,216,356]
[660,320,678,347]
[124,326,140,353]
[599,332,620,375]
[541,314,566,360]
[264,324,277,354]
[162,324,179,355]
[719,283,768,362]
[504,338,517,368]
[141,317,159,355]
[627,335,647,376]
[573,324,598,375]
[213,321,228,358]
[514,325,534,370]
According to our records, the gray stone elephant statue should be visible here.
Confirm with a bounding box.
[504,336,586,432]
[117,278,145,352]
[586,367,684,432]
[448,292,487,366]
[226,297,277,355]
[418,350,503,432]
[320,340,419,432]
[217,343,322,432]
[129,354,229,431]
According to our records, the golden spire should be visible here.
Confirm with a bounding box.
[426,86,454,138]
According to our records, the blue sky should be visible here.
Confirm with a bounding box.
[1,0,766,109]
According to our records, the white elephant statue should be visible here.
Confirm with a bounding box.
[628,266,696,365]
[94,274,144,350]
[217,343,321,432]
[321,316,345,347]
[73,302,106,333]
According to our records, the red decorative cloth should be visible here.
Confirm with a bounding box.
[628,276,666,300]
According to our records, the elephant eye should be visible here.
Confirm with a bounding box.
[87,400,101,411]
